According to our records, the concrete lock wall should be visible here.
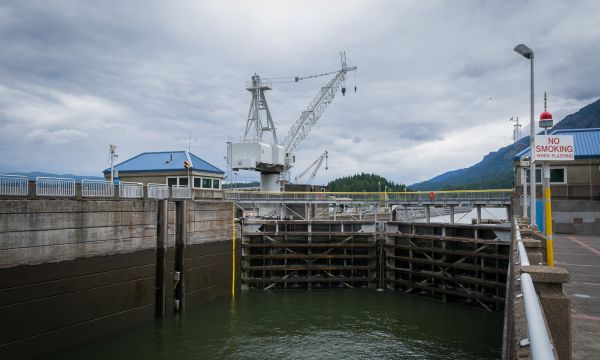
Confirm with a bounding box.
[0,197,236,359]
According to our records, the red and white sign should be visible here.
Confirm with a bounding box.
[533,135,575,161]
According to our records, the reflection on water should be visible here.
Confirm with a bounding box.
[45,290,503,360]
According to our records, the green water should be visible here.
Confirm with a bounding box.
[44,290,503,360]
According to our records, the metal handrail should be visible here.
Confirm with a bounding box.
[172,185,191,199]
[514,217,555,359]
[148,183,169,199]
[0,174,28,196]
[119,181,144,198]
[81,179,114,197]
[36,177,76,197]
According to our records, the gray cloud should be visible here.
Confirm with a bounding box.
[1,0,599,185]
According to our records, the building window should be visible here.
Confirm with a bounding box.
[193,177,201,188]
[525,167,566,184]
[167,177,178,187]
[550,168,566,183]
[202,178,212,189]
[167,176,190,187]
[212,179,220,189]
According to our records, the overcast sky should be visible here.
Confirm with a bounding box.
[1,1,599,185]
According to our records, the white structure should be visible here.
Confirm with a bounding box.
[229,52,356,192]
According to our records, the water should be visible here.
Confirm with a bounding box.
[44,290,503,360]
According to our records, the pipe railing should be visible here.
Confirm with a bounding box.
[148,183,169,199]
[172,185,191,199]
[82,179,114,197]
[0,175,29,196]
[514,217,555,360]
[119,182,144,198]
[36,177,76,197]
[224,189,513,203]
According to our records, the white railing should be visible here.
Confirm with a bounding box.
[0,175,29,196]
[514,217,555,360]
[172,185,191,199]
[119,181,144,198]
[36,177,76,197]
[82,179,114,197]
[148,183,169,199]
[224,190,513,204]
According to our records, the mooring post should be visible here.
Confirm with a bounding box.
[476,205,482,224]
[155,199,168,318]
[425,205,431,223]
[449,205,455,224]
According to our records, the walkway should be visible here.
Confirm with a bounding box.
[554,234,600,359]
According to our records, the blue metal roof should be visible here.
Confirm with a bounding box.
[514,128,600,160]
[103,151,224,174]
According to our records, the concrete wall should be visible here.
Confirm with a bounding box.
[184,201,237,307]
[0,197,236,359]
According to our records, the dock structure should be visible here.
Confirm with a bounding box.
[225,189,512,223]
[234,190,513,310]
[385,222,510,311]
[241,219,378,290]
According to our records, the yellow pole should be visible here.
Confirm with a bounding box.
[231,202,236,296]
[545,185,554,266]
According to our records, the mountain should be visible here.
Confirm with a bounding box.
[4,171,105,181]
[410,98,600,190]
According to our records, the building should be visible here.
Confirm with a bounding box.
[513,128,600,234]
[104,151,225,196]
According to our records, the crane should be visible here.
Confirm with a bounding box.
[294,150,328,185]
[228,52,356,192]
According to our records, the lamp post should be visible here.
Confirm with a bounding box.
[514,43,536,227]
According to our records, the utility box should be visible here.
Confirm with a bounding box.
[230,142,284,172]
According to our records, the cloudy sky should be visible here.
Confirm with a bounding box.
[1,1,599,185]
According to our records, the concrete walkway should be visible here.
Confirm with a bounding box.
[554,234,600,359]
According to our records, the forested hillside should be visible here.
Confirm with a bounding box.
[328,173,408,192]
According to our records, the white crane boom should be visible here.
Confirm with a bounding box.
[282,52,356,169]
[228,52,356,192]
[295,150,328,184]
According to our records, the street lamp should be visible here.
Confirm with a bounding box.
[514,43,536,227]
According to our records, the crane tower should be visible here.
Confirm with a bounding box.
[228,52,356,192]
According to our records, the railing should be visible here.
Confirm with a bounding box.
[172,185,191,199]
[514,218,555,360]
[148,183,169,199]
[119,182,144,198]
[224,189,513,203]
[0,175,29,196]
[81,179,114,197]
[36,177,76,197]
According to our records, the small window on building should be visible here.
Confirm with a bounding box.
[193,177,201,188]
[212,179,220,189]
[179,177,189,186]
[525,169,542,184]
[550,168,565,183]
[202,178,212,188]
[526,167,566,184]
[167,177,178,187]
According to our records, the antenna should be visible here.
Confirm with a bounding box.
[509,117,522,143]
[109,144,118,182]
[188,132,192,153]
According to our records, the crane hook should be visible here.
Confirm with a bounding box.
[341,87,346,96]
